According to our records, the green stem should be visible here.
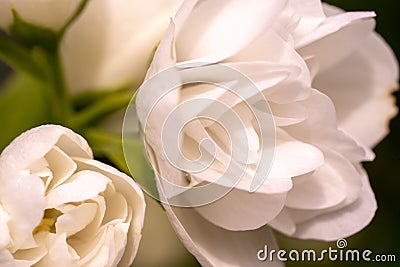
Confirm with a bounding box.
[69,92,134,129]
[59,0,90,37]
[0,33,46,80]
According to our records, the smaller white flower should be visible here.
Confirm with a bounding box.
[0,125,145,267]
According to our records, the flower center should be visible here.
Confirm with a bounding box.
[32,209,62,234]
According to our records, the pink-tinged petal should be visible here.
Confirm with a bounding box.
[165,205,284,267]
[0,174,45,252]
[0,205,11,249]
[270,102,307,126]
[176,0,288,62]
[146,21,177,79]
[286,147,362,211]
[268,129,324,179]
[0,0,81,31]
[62,0,183,93]
[281,0,325,41]
[0,249,15,267]
[268,209,296,236]
[195,186,288,231]
[297,14,375,72]
[313,33,399,148]
[0,125,92,178]
[290,166,376,241]
[296,11,375,48]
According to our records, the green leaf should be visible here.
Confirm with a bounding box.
[0,73,53,151]
[84,129,157,197]
[9,10,59,50]
[0,33,47,80]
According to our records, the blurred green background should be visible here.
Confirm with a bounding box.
[0,0,399,266]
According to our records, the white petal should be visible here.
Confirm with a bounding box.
[55,203,97,237]
[296,11,375,48]
[12,245,47,266]
[165,205,284,267]
[268,129,324,179]
[45,170,110,208]
[268,209,296,236]
[298,14,375,72]
[284,90,371,162]
[103,193,128,226]
[281,0,325,41]
[68,226,108,266]
[290,166,376,241]
[0,0,81,31]
[62,0,182,92]
[270,102,307,126]
[228,30,311,85]
[72,158,145,266]
[44,146,77,192]
[312,32,399,148]
[285,147,362,210]
[35,233,79,267]
[195,185,288,231]
[145,21,177,80]
[0,174,45,251]
[112,223,130,266]
[0,125,92,178]
[0,205,11,249]
[176,0,288,62]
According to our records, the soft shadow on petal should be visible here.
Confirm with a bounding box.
[176,0,288,62]
[37,233,79,267]
[285,148,362,211]
[298,16,375,72]
[268,129,324,179]
[289,166,376,241]
[195,186,288,231]
[313,33,399,148]
[165,205,284,267]
[45,170,110,208]
[284,90,371,163]
[0,174,45,251]
[280,0,325,41]
[0,205,11,249]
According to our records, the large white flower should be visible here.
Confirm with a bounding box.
[136,0,398,266]
[0,0,183,93]
[0,125,145,267]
